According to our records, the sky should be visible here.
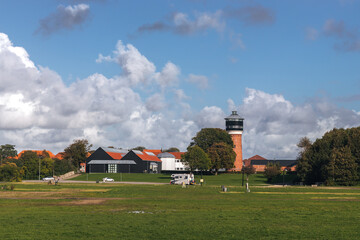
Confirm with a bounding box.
[0,0,359,158]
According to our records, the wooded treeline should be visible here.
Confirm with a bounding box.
[297,127,360,186]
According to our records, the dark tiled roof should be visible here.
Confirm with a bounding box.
[250,159,297,167]
[247,155,267,161]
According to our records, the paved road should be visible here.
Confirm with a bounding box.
[23,180,168,185]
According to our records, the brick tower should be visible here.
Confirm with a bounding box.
[225,111,244,171]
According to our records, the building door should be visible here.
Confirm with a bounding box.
[108,164,116,173]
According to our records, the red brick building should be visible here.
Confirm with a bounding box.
[244,155,297,172]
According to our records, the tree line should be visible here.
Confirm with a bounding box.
[182,128,237,174]
[0,139,92,182]
[297,127,360,186]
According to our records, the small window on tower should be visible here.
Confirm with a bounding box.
[234,145,236,148]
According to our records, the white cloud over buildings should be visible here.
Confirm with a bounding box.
[1,33,359,159]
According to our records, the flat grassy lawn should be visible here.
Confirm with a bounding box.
[0,183,359,239]
[71,173,272,186]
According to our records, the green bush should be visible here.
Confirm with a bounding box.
[0,162,22,182]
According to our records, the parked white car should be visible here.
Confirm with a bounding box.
[102,177,114,182]
[42,176,54,181]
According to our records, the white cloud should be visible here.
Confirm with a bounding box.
[154,62,180,88]
[138,11,225,35]
[97,40,156,86]
[1,32,359,159]
[195,106,225,128]
[174,89,190,101]
[0,33,201,153]
[145,94,166,112]
[186,74,209,89]
[233,88,360,158]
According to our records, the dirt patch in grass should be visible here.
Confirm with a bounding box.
[0,191,62,198]
[59,199,107,205]
[254,192,360,195]
[312,197,360,201]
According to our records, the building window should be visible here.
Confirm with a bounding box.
[108,164,116,173]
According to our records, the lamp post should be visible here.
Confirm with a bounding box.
[242,162,245,186]
[283,169,287,187]
[38,157,41,181]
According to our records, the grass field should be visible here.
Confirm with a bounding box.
[71,172,293,186]
[0,181,359,239]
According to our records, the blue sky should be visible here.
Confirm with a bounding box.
[0,0,359,158]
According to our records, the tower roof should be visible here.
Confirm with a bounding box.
[225,111,244,120]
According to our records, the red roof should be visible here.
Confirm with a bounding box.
[16,150,55,159]
[247,155,267,161]
[55,152,65,160]
[168,152,185,159]
[143,149,162,155]
[106,152,126,160]
[135,151,161,162]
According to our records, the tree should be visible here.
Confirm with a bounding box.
[164,147,180,152]
[264,162,281,182]
[54,158,75,176]
[296,137,313,182]
[132,146,146,151]
[64,139,92,169]
[325,147,358,186]
[0,144,17,165]
[0,162,22,182]
[16,151,39,180]
[296,127,360,185]
[207,142,236,174]
[242,165,256,182]
[14,151,55,179]
[190,128,233,153]
[181,146,211,171]
[40,157,54,177]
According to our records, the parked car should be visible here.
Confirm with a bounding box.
[42,176,54,181]
[170,174,195,185]
[102,177,114,182]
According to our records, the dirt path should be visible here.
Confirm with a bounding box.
[23,180,168,185]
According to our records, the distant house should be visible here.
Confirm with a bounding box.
[244,155,297,172]
[86,147,135,173]
[85,147,162,173]
[15,150,55,159]
[54,152,65,160]
[143,149,162,155]
[121,150,162,173]
[158,152,187,171]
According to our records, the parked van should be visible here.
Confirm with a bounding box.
[170,173,195,185]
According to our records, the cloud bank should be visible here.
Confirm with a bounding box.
[137,5,274,35]
[35,4,90,35]
[1,32,359,159]
[307,19,360,52]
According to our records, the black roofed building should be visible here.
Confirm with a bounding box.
[86,147,136,173]
[121,150,162,173]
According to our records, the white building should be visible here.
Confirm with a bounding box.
[157,152,189,171]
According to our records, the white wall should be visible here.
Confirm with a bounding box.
[160,156,189,171]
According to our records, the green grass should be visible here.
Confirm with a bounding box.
[0,182,359,239]
[71,173,274,186]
